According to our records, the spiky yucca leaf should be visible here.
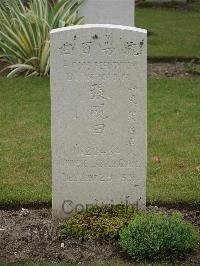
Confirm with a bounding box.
[0,0,84,77]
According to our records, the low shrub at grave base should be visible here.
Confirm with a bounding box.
[119,212,199,261]
[61,204,138,240]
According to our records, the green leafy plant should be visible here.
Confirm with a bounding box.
[0,0,84,77]
[184,60,200,75]
[119,212,199,261]
[61,205,138,240]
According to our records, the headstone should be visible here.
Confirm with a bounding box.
[79,0,135,26]
[50,24,147,218]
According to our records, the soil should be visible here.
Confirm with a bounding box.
[0,206,199,265]
[136,0,200,11]
[0,61,9,77]
[148,62,200,78]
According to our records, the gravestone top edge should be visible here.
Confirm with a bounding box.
[50,24,147,35]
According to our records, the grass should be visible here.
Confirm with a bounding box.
[0,77,199,205]
[0,78,51,204]
[148,78,200,204]
[135,8,200,58]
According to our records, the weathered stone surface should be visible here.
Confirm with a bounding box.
[79,0,135,26]
[50,25,147,218]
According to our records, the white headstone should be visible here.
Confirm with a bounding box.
[79,0,135,26]
[50,24,147,218]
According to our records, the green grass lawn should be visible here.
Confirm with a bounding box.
[0,78,51,204]
[0,78,200,205]
[135,8,200,58]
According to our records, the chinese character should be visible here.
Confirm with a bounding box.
[59,42,74,55]
[90,84,107,100]
[81,42,92,54]
[128,111,136,121]
[93,123,105,134]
